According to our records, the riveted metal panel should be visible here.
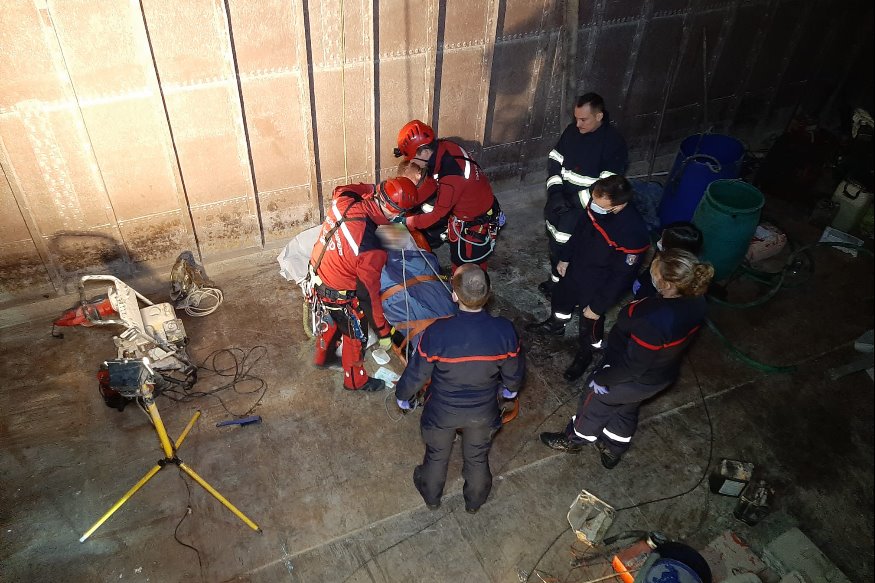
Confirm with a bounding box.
[578,23,637,112]
[376,53,432,178]
[626,16,684,116]
[487,36,541,146]
[709,4,770,99]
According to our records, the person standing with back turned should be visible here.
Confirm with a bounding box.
[394,264,525,513]
[541,93,628,297]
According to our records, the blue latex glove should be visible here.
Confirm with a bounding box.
[390,214,406,224]
[632,279,641,295]
[500,386,518,400]
[396,398,413,411]
[589,379,609,395]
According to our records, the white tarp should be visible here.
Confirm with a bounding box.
[277,225,322,283]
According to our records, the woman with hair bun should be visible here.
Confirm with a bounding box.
[540,248,714,468]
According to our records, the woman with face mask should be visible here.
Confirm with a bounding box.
[539,248,714,468]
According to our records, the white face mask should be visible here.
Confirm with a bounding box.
[590,201,612,215]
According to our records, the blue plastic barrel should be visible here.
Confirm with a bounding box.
[658,134,746,227]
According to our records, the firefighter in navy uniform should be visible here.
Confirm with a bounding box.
[308,177,418,392]
[394,120,503,272]
[539,249,714,468]
[542,93,628,297]
[394,265,525,513]
[528,175,649,383]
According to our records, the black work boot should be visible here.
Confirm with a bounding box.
[596,442,622,469]
[539,432,585,453]
[563,350,593,382]
[525,315,566,336]
[357,377,386,392]
[537,279,555,298]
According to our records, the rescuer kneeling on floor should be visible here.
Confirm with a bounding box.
[540,249,714,469]
[394,264,525,513]
[308,177,417,392]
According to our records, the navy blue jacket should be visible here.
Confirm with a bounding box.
[546,117,628,216]
[594,295,706,386]
[395,310,524,421]
[559,205,650,315]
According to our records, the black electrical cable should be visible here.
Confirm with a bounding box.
[613,356,713,512]
[339,512,449,583]
[523,356,715,581]
[174,470,205,583]
[160,346,268,417]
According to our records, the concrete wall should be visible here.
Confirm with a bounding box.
[0,0,870,303]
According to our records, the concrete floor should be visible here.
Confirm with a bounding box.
[1,180,873,583]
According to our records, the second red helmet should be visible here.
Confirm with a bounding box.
[395,120,435,160]
[379,177,419,212]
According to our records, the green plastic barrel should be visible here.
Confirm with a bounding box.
[693,180,765,281]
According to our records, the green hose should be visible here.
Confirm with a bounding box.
[705,241,872,373]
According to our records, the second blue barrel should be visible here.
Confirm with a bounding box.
[659,134,746,227]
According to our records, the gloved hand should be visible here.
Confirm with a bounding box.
[589,379,609,395]
[378,335,393,350]
[390,214,406,224]
[390,328,405,346]
[500,386,518,400]
[396,398,413,411]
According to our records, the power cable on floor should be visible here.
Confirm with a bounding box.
[174,470,205,583]
[160,346,268,417]
[175,286,224,317]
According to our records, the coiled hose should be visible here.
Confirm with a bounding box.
[706,241,873,373]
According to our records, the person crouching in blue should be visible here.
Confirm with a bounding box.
[539,249,714,469]
[395,264,525,513]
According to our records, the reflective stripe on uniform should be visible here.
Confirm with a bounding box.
[549,149,564,164]
[459,145,472,179]
[545,220,572,243]
[561,168,598,187]
[590,339,603,349]
[602,428,631,443]
[555,312,573,320]
[421,203,435,213]
[550,274,560,283]
[546,175,563,189]
[332,202,360,256]
[577,187,592,208]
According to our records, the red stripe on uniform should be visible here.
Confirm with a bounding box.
[587,209,650,254]
[631,325,701,351]
[417,343,520,363]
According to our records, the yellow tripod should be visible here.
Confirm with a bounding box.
[80,375,261,542]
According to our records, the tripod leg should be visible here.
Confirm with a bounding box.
[174,410,202,450]
[79,464,163,542]
[178,462,262,533]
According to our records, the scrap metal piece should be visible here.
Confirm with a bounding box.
[567,489,615,546]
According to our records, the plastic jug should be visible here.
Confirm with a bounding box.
[831,180,873,233]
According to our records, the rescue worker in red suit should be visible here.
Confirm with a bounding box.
[309,177,418,392]
[539,249,714,468]
[394,120,502,272]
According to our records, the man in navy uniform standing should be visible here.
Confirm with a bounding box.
[541,93,628,297]
[528,175,649,383]
[395,264,525,513]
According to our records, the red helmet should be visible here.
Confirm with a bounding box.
[395,120,435,160]
[378,177,418,212]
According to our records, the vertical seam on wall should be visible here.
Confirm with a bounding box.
[44,4,133,274]
[301,0,325,218]
[372,0,381,179]
[431,0,448,133]
[138,0,203,259]
[339,0,349,181]
[222,0,265,248]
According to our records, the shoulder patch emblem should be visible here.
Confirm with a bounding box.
[626,254,639,266]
